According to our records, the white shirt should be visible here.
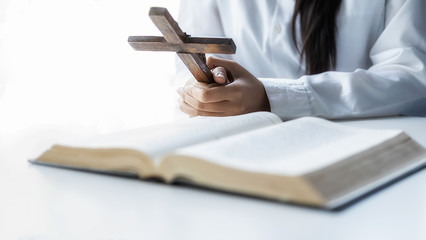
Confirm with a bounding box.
[175,0,426,119]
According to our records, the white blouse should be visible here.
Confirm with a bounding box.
[175,0,426,119]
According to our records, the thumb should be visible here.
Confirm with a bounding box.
[208,56,240,83]
[211,66,229,84]
[207,56,238,73]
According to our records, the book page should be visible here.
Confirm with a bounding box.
[170,117,407,176]
[59,112,281,162]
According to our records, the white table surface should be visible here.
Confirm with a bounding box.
[1,116,425,240]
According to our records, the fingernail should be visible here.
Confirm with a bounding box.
[216,72,224,78]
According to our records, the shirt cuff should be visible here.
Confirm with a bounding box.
[259,78,312,120]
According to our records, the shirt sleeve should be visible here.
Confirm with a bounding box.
[261,0,426,120]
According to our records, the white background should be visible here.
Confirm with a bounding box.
[1,2,426,240]
[0,0,180,145]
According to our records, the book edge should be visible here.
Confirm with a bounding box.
[28,158,141,178]
[325,154,426,209]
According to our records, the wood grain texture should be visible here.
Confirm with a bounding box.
[128,36,236,54]
[128,7,236,83]
[178,53,213,83]
[149,7,186,43]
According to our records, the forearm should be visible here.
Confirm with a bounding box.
[260,65,426,120]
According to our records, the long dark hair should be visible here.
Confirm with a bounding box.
[291,0,343,75]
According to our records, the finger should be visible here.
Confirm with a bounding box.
[207,56,239,73]
[183,91,239,113]
[178,87,220,112]
[179,87,245,114]
[177,87,185,97]
[181,92,223,112]
[212,66,229,84]
[184,82,231,103]
[178,94,198,117]
[196,111,232,117]
[178,94,231,117]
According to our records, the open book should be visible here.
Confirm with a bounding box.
[31,112,426,209]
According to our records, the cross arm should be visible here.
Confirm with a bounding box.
[129,7,236,83]
[128,36,236,54]
[149,7,186,43]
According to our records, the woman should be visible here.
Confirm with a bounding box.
[175,0,426,119]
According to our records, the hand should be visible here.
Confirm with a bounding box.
[177,56,270,117]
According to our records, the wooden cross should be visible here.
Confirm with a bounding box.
[128,7,236,83]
